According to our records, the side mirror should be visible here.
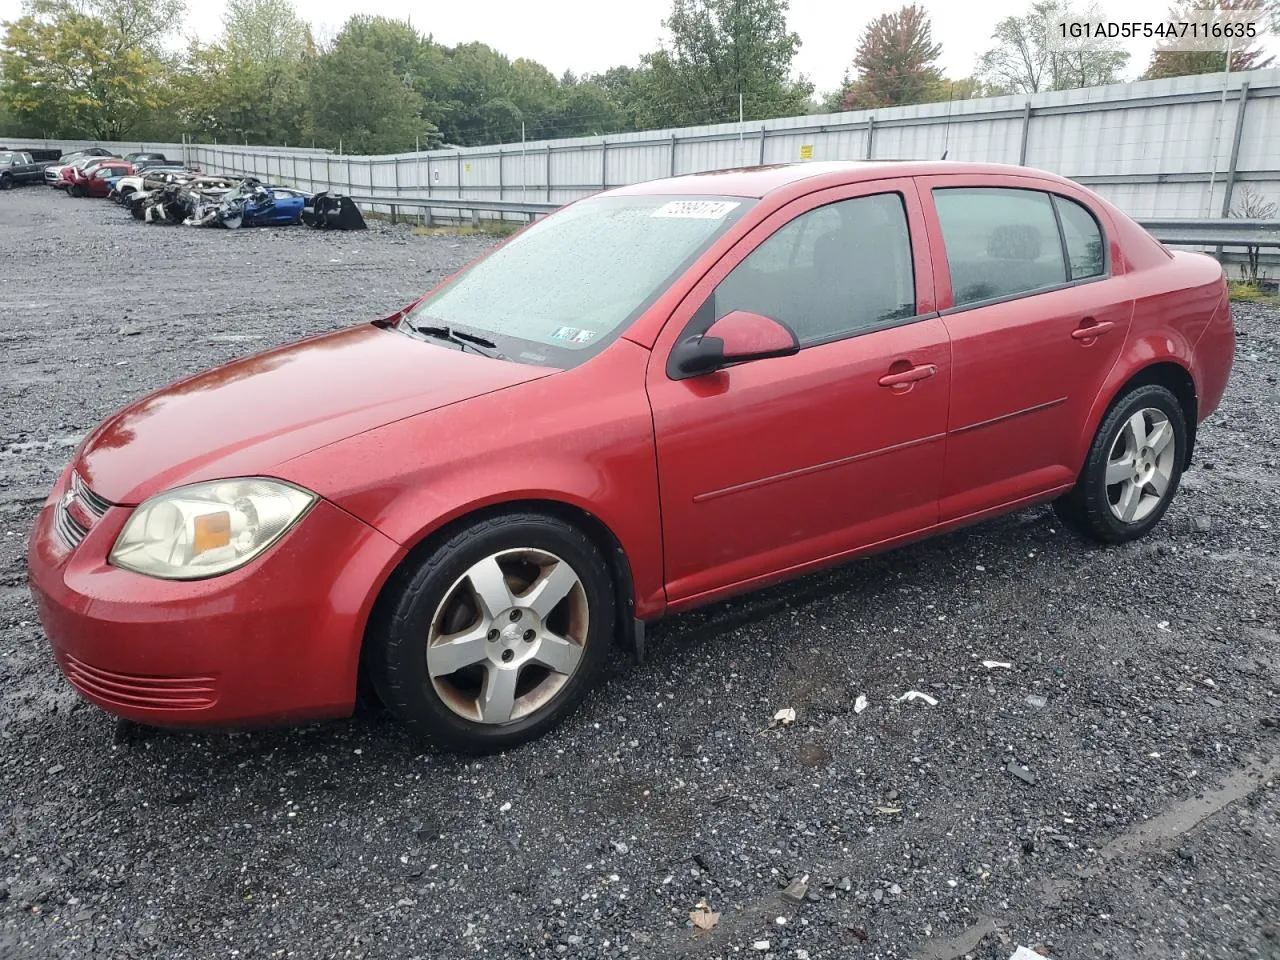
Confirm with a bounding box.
[670,310,800,378]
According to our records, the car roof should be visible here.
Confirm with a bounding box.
[602,160,1075,199]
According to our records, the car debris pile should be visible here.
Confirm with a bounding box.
[124,173,365,230]
[1,145,366,231]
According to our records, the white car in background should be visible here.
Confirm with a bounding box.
[111,166,192,203]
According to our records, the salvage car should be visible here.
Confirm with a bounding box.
[110,165,190,203]
[27,161,1235,754]
[0,151,54,189]
[56,156,120,193]
[79,162,135,198]
[130,174,242,222]
[184,180,309,228]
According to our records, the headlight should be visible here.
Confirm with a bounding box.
[109,478,316,580]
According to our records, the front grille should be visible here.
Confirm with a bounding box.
[71,471,111,516]
[63,654,218,711]
[52,472,114,550]
[54,498,89,549]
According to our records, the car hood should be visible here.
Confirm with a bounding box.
[75,323,555,505]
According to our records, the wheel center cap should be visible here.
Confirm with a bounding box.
[499,622,524,644]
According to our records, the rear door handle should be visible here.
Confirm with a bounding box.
[1071,319,1115,340]
[878,363,937,388]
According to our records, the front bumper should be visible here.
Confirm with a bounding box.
[26,470,405,727]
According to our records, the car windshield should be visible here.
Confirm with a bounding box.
[402,194,754,367]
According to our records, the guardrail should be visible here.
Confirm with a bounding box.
[1135,218,1280,247]
[342,194,560,225]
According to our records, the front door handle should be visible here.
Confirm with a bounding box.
[878,363,938,388]
[1071,319,1115,340]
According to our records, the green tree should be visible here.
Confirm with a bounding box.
[1142,0,1274,78]
[176,0,311,144]
[309,32,434,153]
[0,0,182,138]
[977,0,1129,94]
[635,0,813,127]
[837,4,944,109]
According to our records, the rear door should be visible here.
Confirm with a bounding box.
[917,175,1133,521]
[646,179,951,607]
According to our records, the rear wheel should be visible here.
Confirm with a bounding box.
[1054,384,1186,544]
[365,512,615,754]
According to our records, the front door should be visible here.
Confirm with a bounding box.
[645,179,952,609]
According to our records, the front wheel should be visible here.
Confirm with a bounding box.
[68,184,83,198]
[0,174,12,191]
[365,512,615,753]
[1054,383,1187,544]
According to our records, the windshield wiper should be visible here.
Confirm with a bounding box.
[404,320,503,358]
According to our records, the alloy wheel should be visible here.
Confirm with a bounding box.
[426,548,589,725]
[1105,407,1177,523]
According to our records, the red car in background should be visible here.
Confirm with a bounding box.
[60,157,125,196]
[26,161,1235,754]
[79,161,134,198]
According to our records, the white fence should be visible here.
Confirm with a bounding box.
[176,68,1280,226]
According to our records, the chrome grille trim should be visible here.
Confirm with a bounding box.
[71,471,112,516]
[54,498,89,549]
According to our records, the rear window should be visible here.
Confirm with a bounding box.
[933,187,1068,307]
[1054,195,1106,279]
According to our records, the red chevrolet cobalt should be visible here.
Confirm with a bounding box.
[27,161,1235,753]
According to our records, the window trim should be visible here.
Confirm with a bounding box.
[930,185,1112,318]
[1051,192,1110,282]
[665,188,931,378]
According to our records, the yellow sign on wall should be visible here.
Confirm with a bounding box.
[799,144,813,160]
[464,162,472,173]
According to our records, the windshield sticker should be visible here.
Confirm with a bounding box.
[550,325,580,341]
[650,200,740,220]
[570,329,597,343]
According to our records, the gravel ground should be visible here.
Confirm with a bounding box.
[1,188,1278,960]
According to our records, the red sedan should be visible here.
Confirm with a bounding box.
[27,161,1235,753]
[58,157,124,195]
[78,161,134,198]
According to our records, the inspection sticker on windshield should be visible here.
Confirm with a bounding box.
[650,200,740,220]
[551,326,597,343]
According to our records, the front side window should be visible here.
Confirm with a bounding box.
[934,187,1068,307]
[404,194,754,367]
[711,192,916,345]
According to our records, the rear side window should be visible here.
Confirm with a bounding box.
[1054,195,1106,279]
[933,188,1067,307]
[713,192,916,345]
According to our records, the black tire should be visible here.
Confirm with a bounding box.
[0,174,11,191]
[1054,383,1187,544]
[365,512,615,754]
[131,203,145,220]
[68,184,83,198]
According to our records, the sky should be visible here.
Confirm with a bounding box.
[0,0,1273,94]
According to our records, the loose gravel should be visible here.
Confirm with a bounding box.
[1,188,1278,960]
